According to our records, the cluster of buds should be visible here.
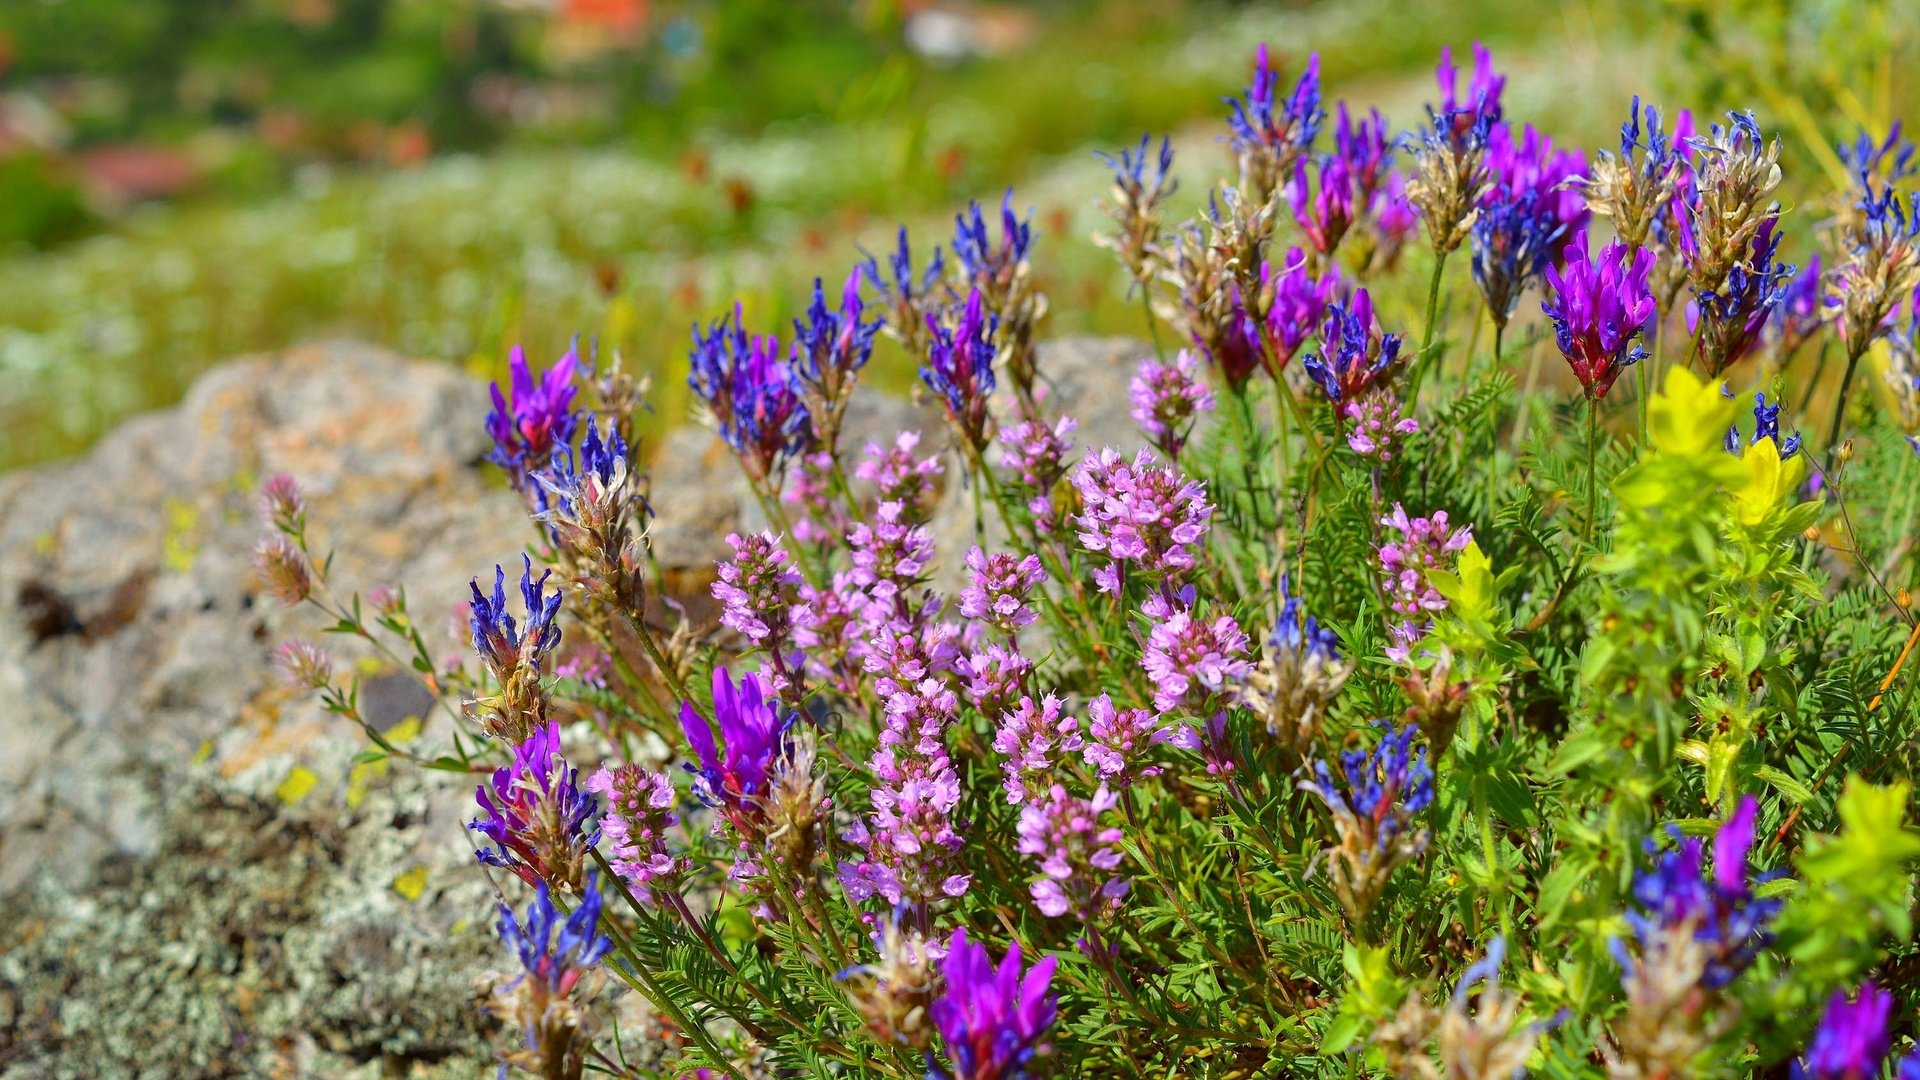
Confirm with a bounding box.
[1127,349,1216,462]
[472,721,600,893]
[467,557,565,744]
[535,418,650,620]
[1690,218,1794,375]
[997,414,1077,531]
[1226,44,1324,206]
[486,877,612,1080]
[1239,574,1351,757]
[1833,180,1920,363]
[1095,134,1178,287]
[689,303,814,490]
[952,193,1048,402]
[1070,448,1214,596]
[840,917,942,1052]
[1580,98,1692,253]
[1300,723,1434,929]
[1162,223,1261,388]
[1375,940,1545,1080]
[791,267,883,454]
[711,530,804,695]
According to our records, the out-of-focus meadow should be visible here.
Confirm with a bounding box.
[0,0,1906,469]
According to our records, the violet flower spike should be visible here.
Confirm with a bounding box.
[1287,153,1357,257]
[1225,44,1324,202]
[485,344,581,482]
[1264,248,1342,371]
[1540,231,1656,399]
[680,666,787,836]
[1795,982,1894,1080]
[689,303,814,486]
[472,721,600,892]
[1301,287,1405,404]
[928,928,1058,1080]
[922,289,1000,451]
[487,874,612,1079]
[1617,795,1783,992]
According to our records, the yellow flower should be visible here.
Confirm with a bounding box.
[1733,438,1807,525]
[1649,366,1739,459]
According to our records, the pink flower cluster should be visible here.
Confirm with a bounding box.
[587,763,687,907]
[992,694,1084,806]
[1070,448,1214,595]
[959,546,1048,636]
[1016,784,1129,920]
[1378,503,1474,663]
[1127,350,1216,461]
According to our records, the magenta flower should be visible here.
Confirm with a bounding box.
[1484,122,1589,246]
[841,679,972,906]
[998,414,1078,529]
[485,345,581,479]
[1128,350,1215,461]
[1433,42,1506,149]
[961,547,1048,635]
[712,531,801,647]
[1141,586,1254,714]
[960,644,1035,721]
[1288,155,1358,257]
[849,500,938,619]
[1264,249,1343,372]
[1081,693,1168,786]
[680,667,786,835]
[1016,784,1128,920]
[472,721,599,892]
[1541,231,1657,399]
[1333,103,1396,204]
[1070,448,1213,595]
[929,928,1058,1080]
[1797,983,1893,1079]
[992,694,1083,806]
[586,763,687,907]
[1343,391,1420,462]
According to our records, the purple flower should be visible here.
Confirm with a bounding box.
[864,226,948,355]
[1141,586,1253,714]
[841,680,972,907]
[485,345,581,479]
[1541,231,1657,399]
[1287,154,1357,257]
[1301,288,1405,404]
[794,571,865,694]
[856,431,944,519]
[689,304,814,485]
[1081,694,1167,786]
[1342,391,1419,462]
[792,267,883,442]
[1264,249,1343,372]
[1770,255,1828,357]
[998,414,1077,528]
[496,874,611,995]
[469,556,564,677]
[1378,504,1473,664]
[922,289,999,450]
[1333,104,1396,205]
[1691,217,1795,374]
[681,667,787,834]
[929,928,1058,1080]
[992,694,1083,806]
[961,546,1048,636]
[953,191,1034,296]
[712,531,801,647]
[1483,122,1589,244]
[1128,350,1216,461]
[587,764,687,906]
[1471,189,1567,328]
[1226,44,1324,200]
[257,472,305,532]
[849,500,938,618]
[1300,723,1434,924]
[1431,42,1505,151]
[1839,123,1916,188]
[1016,784,1128,921]
[1796,983,1893,1080]
[472,721,600,891]
[960,645,1034,721]
[1619,795,1783,991]
[1070,448,1213,595]
[1243,574,1351,744]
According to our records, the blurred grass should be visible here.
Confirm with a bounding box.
[0,0,1866,469]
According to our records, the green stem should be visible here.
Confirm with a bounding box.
[1408,247,1451,406]
[1141,290,1166,361]
[1826,346,1866,471]
[1584,398,1601,547]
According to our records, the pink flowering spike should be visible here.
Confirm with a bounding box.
[587,764,687,906]
[1128,350,1216,460]
[1015,784,1129,922]
[1141,586,1254,714]
[1070,448,1214,595]
[1082,693,1167,786]
[1377,504,1474,663]
[855,431,944,519]
[992,694,1082,806]
[960,546,1048,636]
[1541,231,1657,398]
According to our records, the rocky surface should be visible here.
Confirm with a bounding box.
[0,335,1149,1077]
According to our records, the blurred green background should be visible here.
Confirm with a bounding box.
[0,0,1909,469]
